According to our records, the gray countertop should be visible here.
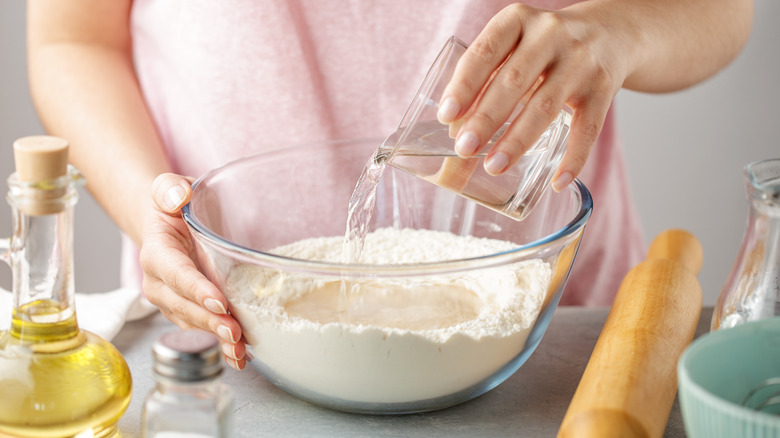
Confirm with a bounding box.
[115,306,713,437]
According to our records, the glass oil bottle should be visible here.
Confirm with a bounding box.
[0,136,132,437]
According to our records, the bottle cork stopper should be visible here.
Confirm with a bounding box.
[13,136,69,183]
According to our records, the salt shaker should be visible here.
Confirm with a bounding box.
[142,329,233,438]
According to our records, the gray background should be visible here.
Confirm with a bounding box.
[1,2,778,306]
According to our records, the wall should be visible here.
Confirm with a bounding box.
[615,1,779,303]
[0,1,121,294]
[1,2,778,306]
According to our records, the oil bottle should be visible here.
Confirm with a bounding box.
[0,136,132,437]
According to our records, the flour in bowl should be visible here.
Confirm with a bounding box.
[227,227,550,405]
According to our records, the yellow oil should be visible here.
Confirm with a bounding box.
[0,300,132,438]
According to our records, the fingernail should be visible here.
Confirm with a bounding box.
[164,185,187,211]
[217,325,236,343]
[485,151,509,175]
[204,298,227,315]
[437,97,460,123]
[225,357,242,371]
[552,171,574,192]
[221,343,238,360]
[455,131,480,157]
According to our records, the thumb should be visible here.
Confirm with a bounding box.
[151,173,193,214]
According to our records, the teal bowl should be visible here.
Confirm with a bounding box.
[678,318,780,437]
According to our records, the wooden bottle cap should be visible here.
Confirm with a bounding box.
[13,135,69,183]
[12,136,71,215]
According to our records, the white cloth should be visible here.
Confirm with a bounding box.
[0,288,157,341]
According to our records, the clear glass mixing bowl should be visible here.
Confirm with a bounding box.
[182,138,592,414]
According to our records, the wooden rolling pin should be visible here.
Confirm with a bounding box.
[557,229,703,438]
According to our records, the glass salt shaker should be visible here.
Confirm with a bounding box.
[142,329,234,438]
[712,158,780,330]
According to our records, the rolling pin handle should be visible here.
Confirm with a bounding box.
[646,229,703,275]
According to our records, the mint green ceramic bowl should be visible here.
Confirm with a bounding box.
[678,318,780,437]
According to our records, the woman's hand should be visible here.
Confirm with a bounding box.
[438,1,752,190]
[140,173,248,370]
[438,3,634,191]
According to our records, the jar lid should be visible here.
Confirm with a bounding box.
[152,329,223,382]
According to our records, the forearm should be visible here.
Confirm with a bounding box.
[27,2,169,245]
[567,0,754,93]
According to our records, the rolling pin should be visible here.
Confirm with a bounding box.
[557,229,703,438]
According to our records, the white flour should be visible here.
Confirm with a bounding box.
[227,227,550,405]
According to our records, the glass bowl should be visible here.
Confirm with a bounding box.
[182,138,592,414]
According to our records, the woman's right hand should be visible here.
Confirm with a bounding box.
[140,173,248,370]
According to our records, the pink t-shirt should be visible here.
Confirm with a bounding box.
[128,0,645,306]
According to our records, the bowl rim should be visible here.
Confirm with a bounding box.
[181,138,593,276]
[678,318,780,426]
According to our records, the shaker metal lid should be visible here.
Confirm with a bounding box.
[153,329,223,382]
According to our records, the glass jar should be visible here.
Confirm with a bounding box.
[712,158,780,330]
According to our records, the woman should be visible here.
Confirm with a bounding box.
[26,0,753,370]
